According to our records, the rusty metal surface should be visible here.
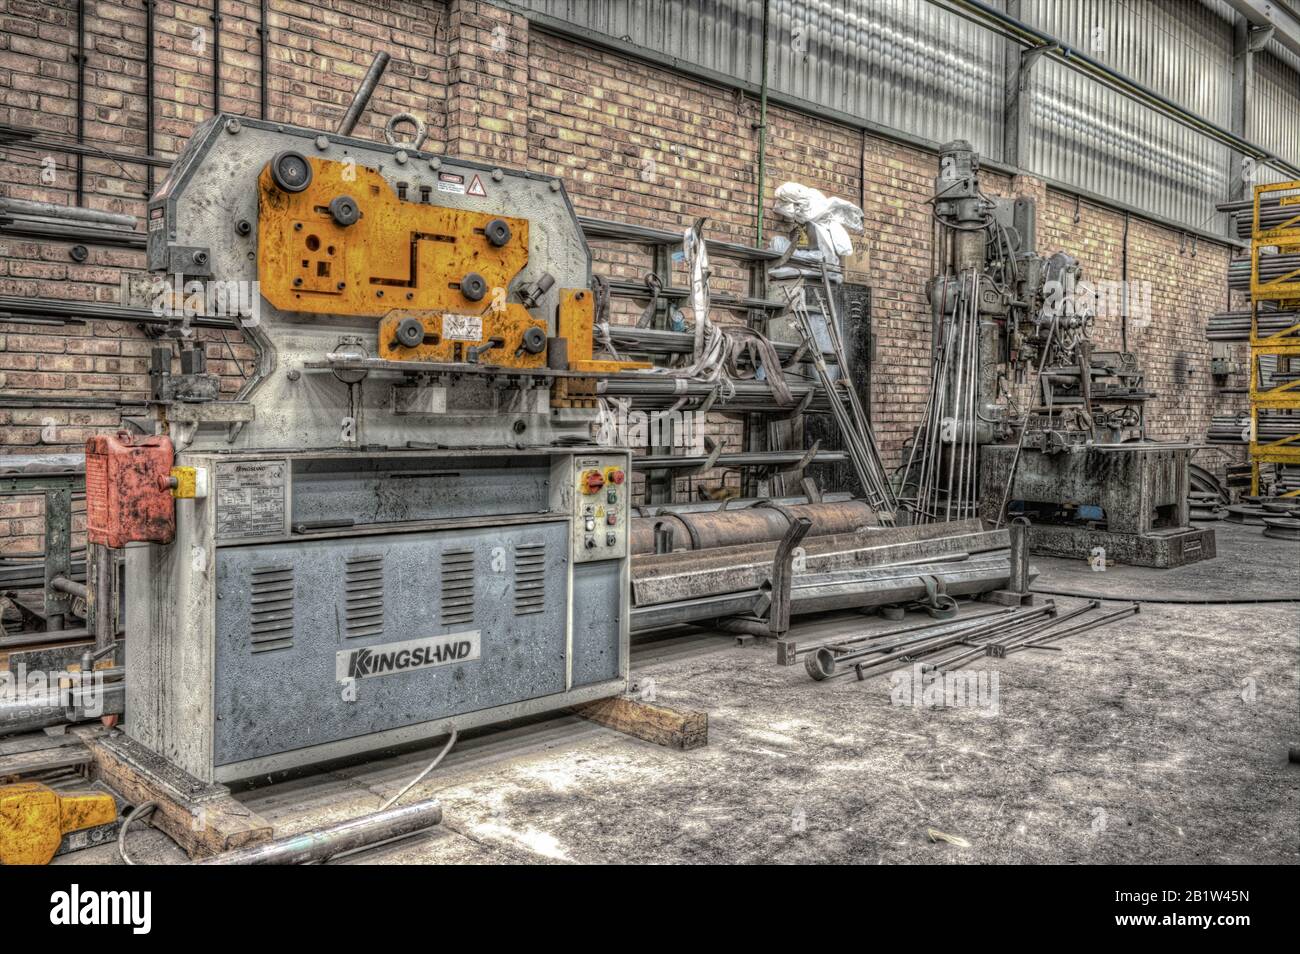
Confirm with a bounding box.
[629,500,877,554]
[632,523,1007,607]
[0,454,85,477]
[634,517,989,572]
[376,307,548,369]
[257,157,530,319]
[83,432,175,549]
[557,287,650,372]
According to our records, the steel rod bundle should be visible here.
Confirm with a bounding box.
[1219,193,1300,238]
[803,599,1138,682]
[803,602,1057,681]
[1208,413,1300,443]
[598,376,836,414]
[603,325,832,363]
[1227,255,1300,292]
[780,284,897,522]
[904,270,982,523]
[1205,310,1299,341]
[1228,204,1300,240]
[919,600,1104,671]
[814,267,899,518]
[0,197,141,247]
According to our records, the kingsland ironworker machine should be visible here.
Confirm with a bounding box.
[909,141,1214,568]
[92,111,641,783]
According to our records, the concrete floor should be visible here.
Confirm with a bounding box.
[68,521,1299,864]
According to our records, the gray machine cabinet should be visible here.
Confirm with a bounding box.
[126,447,630,783]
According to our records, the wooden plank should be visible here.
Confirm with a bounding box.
[572,696,708,750]
[85,733,273,860]
[0,745,92,779]
[0,731,89,758]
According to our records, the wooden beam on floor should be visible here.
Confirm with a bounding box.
[84,732,273,859]
[0,744,92,780]
[571,695,708,750]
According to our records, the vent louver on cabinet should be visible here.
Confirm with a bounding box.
[249,565,294,653]
[440,549,475,626]
[345,554,384,638]
[514,543,546,616]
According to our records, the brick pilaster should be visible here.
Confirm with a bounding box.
[445,0,528,166]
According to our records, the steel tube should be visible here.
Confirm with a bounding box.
[1006,604,1139,654]
[0,682,123,736]
[923,600,1101,671]
[806,603,1056,680]
[0,627,92,650]
[0,198,136,229]
[632,530,1009,606]
[193,798,443,865]
[337,51,391,136]
[787,559,1019,616]
[632,491,852,516]
[630,590,766,631]
[1227,256,1300,291]
[631,449,848,471]
[49,575,88,600]
[630,500,876,554]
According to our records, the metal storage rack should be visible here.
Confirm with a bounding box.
[1248,181,1300,497]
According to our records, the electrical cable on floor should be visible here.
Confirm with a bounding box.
[380,727,458,812]
[309,728,460,865]
[117,801,157,865]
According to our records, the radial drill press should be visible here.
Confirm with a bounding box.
[910,141,1214,568]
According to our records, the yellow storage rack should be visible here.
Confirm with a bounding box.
[1248,180,1300,497]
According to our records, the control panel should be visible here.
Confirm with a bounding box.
[570,453,629,562]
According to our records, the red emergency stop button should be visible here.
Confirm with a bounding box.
[607,468,625,485]
[581,469,605,494]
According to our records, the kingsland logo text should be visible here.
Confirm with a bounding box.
[336,631,481,682]
[50,885,151,935]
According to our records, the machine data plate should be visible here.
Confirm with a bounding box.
[216,459,288,539]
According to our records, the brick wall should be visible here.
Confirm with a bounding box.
[1,0,1237,556]
[0,0,450,556]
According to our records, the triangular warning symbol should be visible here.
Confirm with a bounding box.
[467,174,487,197]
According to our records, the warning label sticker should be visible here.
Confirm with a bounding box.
[436,171,466,195]
[442,314,483,342]
[467,174,487,197]
[216,460,287,539]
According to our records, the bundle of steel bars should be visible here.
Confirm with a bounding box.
[903,270,981,524]
[779,284,897,522]
[1227,254,1300,292]
[801,600,1138,682]
[1219,194,1300,241]
[1205,309,1299,341]
[1207,412,1300,444]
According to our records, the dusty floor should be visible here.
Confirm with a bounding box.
[68,521,1299,864]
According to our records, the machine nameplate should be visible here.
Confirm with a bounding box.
[335,630,481,682]
[216,460,287,539]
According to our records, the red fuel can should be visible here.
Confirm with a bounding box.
[84,431,176,549]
